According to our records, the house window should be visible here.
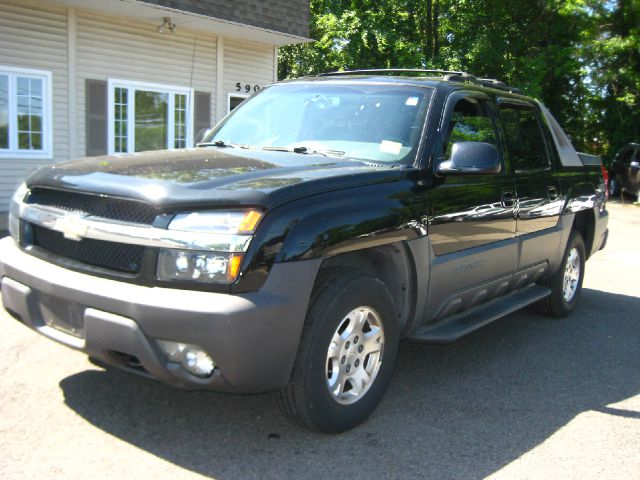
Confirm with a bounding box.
[228,93,249,113]
[0,66,52,159]
[108,79,193,154]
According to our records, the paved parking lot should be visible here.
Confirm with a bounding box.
[1,201,639,480]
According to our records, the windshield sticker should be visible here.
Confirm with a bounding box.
[379,140,403,155]
[405,96,419,106]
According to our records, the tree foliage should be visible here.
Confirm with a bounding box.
[278,0,640,157]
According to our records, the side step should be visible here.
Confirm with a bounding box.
[408,284,551,344]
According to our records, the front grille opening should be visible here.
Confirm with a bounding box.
[109,351,148,373]
[27,188,158,225]
[32,225,144,273]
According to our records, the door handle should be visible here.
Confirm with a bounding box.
[547,186,560,201]
[502,190,515,207]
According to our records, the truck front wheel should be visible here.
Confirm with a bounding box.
[277,269,400,433]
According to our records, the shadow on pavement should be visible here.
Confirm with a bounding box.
[59,288,640,479]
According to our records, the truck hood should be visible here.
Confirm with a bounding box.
[26,148,403,211]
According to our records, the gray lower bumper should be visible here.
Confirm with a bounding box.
[0,237,320,393]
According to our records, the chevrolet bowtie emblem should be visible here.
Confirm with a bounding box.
[54,215,88,241]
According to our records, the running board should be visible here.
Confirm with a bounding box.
[408,284,551,344]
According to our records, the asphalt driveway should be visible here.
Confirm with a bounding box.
[1,201,638,480]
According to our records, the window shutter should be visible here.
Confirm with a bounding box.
[193,91,211,143]
[85,79,107,156]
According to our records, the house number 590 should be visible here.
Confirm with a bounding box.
[236,83,261,93]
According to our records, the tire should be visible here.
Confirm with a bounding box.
[537,230,586,318]
[277,268,400,433]
[608,177,620,197]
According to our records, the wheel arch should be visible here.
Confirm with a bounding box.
[318,242,419,335]
[572,209,595,259]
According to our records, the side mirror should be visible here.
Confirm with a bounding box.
[437,141,502,175]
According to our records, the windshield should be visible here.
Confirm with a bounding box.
[203,82,433,164]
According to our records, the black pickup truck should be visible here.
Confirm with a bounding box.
[1,69,608,433]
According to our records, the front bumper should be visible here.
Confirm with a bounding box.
[0,237,320,393]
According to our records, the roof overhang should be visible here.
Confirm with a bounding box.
[54,0,313,46]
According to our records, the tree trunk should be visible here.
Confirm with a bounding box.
[426,0,433,60]
[433,0,440,57]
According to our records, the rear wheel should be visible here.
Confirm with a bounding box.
[537,230,586,318]
[277,269,399,433]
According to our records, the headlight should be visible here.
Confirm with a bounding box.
[169,210,262,234]
[8,183,28,243]
[156,209,262,284]
[157,250,244,283]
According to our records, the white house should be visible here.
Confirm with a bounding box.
[0,0,310,228]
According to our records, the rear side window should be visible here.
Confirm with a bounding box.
[618,147,633,164]
[444,97,497,158]
[499,105,549,171]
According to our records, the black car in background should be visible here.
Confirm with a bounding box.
[608,143,640,199]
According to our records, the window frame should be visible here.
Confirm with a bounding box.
[0,65,53,160]
[496,99,552,174]
[227,93,250,113]
[437,90,505,173]
[107,79,194,155]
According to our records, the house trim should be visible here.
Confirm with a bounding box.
[216,36,224,123]
[273,46,278,83]
[67,7,77,159]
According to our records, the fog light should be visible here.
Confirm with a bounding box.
[156,340,216,378]
[184,349,215,377]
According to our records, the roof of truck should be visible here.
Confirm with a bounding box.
[280,69,539,104]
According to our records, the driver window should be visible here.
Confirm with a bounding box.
[445,97,497,157]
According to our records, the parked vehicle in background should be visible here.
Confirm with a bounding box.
[0,69,609,433]
[608,143,640,199]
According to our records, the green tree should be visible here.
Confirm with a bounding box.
[584,0,640,156]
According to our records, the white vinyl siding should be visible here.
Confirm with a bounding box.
[0,0,68,210]
[76,9,217,156]
[223,38,276,104]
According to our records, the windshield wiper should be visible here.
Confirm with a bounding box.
[196,140,251,149]
[261,146,345,157]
